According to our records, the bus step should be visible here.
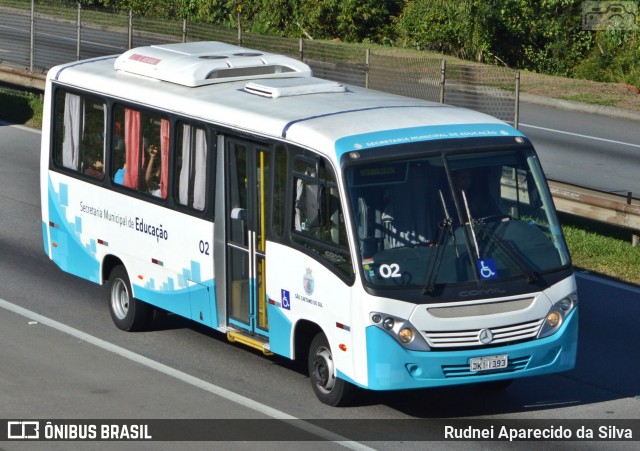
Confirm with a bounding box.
[227,331,273,356]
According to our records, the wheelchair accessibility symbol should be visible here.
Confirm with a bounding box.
[281,289,291,310]
[477,258,498,280]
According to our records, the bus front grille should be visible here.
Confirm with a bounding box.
[422,318,545,349]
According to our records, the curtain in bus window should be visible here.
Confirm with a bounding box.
[193,128,207,210]
[123,109,140,189]
[102,111,107,169]
[160,118,170,198]
[62,93,81,170]
[178,124,207,210]
[178,124,192,205]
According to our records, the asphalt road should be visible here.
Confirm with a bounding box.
[0,123,639,450]
[519,101,640,195]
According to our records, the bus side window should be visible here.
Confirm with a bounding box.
[175,123,208,210]
[112,105,169,199]
[291,153,352,278]
[54,90,105,180]
[141,114,169,198]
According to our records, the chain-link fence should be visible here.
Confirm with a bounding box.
[0,0,519,125]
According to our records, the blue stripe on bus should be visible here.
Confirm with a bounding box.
[280,105,433,138]
[54,56,118,80]
[335,123,525,159]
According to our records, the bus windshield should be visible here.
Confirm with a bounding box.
[346,147,571,291]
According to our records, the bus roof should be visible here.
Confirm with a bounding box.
[48,42,522,161]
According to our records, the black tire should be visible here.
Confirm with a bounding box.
[107,265,151,332]
[308,332,354,406]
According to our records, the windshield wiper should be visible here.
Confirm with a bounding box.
[460,187,537,284]
[423,190,454,295]
[461,190,480,259]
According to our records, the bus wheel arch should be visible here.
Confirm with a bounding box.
[292,320,322,363]
[102,254,123,285]
[106,263,151,332]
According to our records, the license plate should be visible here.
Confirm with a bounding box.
[469,354,508,372]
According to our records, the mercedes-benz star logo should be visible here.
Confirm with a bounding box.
[478,328,493,344]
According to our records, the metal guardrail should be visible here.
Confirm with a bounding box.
[549,181,640,240]
[0,65,45,90]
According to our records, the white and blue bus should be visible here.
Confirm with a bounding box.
[41,41,577,406]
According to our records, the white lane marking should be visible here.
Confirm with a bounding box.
[35,29,125,51]
[0,297,373,450]
[520,123,640,149]
[0,25,29,33]
[0,121,42,134]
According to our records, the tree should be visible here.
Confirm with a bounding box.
[394,0,594,74]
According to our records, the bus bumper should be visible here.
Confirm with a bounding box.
[351,309,578,391]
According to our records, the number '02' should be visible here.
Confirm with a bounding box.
[199,240,210,255]
[379,263,400,278]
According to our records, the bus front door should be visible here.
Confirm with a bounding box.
[226,140,269,336]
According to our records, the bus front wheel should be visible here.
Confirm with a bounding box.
[308,333,354,406]
[108,265,151,332]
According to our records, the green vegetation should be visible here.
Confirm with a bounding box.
[0,87,43,128]
[560,215,640,285]
[71,0,640,89]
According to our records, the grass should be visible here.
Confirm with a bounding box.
[558,93,618,107]
[1,81,639,287]
[519,70,640,111]
[560,213,640,285]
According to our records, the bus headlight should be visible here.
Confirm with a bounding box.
[398,328,414,344]
[369,312,430,351]
[546,311,561,328]
[538,292,577,338]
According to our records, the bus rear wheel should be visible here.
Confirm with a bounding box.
[108,265,151,332]
[308,333,354,406]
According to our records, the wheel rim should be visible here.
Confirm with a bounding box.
[312,346,335,393]
[111,278,129,320]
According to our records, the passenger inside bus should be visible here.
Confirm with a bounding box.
[145,143,161,196]
[83,159,104,178]
[81,146,105,179]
